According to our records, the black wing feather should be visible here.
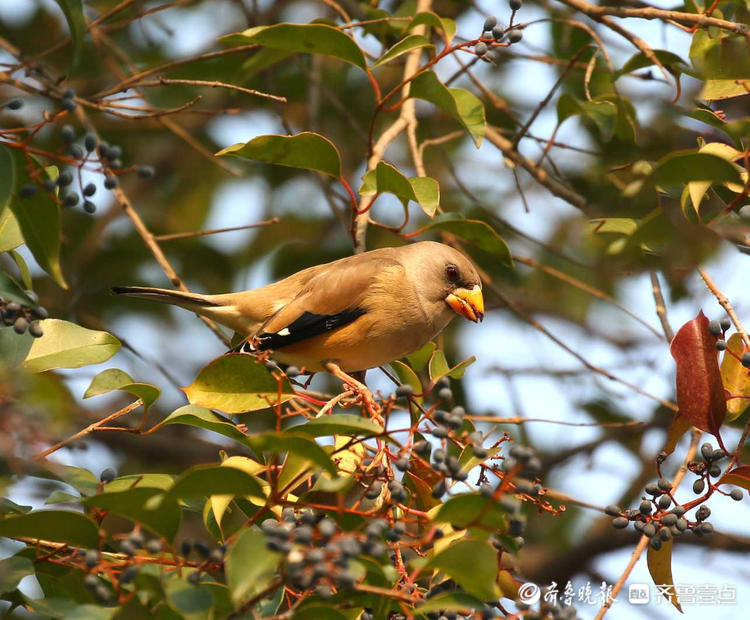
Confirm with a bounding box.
[254,308,366,351]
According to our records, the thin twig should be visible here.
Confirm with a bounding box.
[698,267,750,349]
[650,271,674,341]
[154,218,280,241]
[33,400,143,459]
[132,77,286,102]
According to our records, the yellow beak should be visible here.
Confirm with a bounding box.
[445,285,484,323]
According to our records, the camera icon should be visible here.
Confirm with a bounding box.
[628,583,650,605]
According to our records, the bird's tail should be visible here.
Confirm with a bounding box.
[111,286,219,310]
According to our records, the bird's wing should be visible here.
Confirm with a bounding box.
[247,255,404,351]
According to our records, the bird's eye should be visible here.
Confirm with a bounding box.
[445,264,460,282]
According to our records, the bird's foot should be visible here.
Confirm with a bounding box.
[325,363,383,423]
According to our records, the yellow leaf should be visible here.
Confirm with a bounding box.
[647,538,682,612]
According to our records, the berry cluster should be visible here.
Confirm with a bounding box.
[1,296,47,337]
[16,123,155,216]
[262,508,381,595]
[475,2,524,60]
[709,317,750,368]
[424,579,497,619]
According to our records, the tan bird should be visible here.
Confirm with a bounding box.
[113,242,483,399]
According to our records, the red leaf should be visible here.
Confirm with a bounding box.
[720,466,750,493]
[670,311,726,439]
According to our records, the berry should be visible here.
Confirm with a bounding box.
[696,505,711,520]
[730,488,743,501]
[318,518,336,539]
[83,200,96,214]
[63,193,79,207]
[639,500,652,515]
[644,483,661,496]
[700,442,714,461]
[29,321,43,338]
[712,449,725,461]
[69,144,85,159]
[508,29,523,43]
[671,505,686,517]
[650,537,662,550]
[475,42,488,56]
[84,574,99,590]
[281,507,296,522]
[604,504,621,517]
[62,88,76,99]
[642,523,656,537]
[61,125,76,142]
[61,98,77,111]
[136,165,156,179]
[431,425,449,438]
[145,539,162,554]
[395,458,410,472]
[395,384,414,398]
[693,478,705,494]
[675,518,688,531]
[432,448,446,463]
[6,98,23,110]
[699,522,713,534]
[187,571,201,585]
[483,16,497,31]
[285,365,300,377]
[502,457,517,472]
[438,387,453,401]
[413,440,431,457]
[100,468,115,482]
[472,446,488,458]
[84,549,100,568]
[661,513,678,526]
[83,183,96,197]
[658,494,672,510]
[42,179,57,192]
[119,565,137,583]
[657,478,672,491]
[708,319,722,337]
[716,339,727,351]
[32,305,48,319]
[612,517,628,529]
[84,134,97,152]
[742,352,750,368]
[709,464,721,477]
[492,25,504,40]
[104,176,117,190]
[720,317,731,331]
[19,184,37,199]
[480,483,493,497]
[57,170,73,186]
[120,540,136,556]
[194,541,209,557]
[510,0,523,9]
[431,479,447,498]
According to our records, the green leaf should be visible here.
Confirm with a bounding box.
[0,510,99,547]
[163,573,214,620]
[687,142,747,212]
[390,360,423,396]
[0,144,14,217]
[166,464,264,503]
[425,539,500,601]
[225,528,282,607]
[9,249,32,290]
[651,151,743,186]
[690,30,750,80]
[428,350,475,384]
[84,368,160,408]
[557,94,617,141]
[161,405,251,445]
[373,35,433,68]
[700,79,750,101]
[721,333,750,421]
[407,12,456,43]
[409,71,486,147]
[615,49,687,77]
[0,272,36,306]
[416,591,485,614]
[9,157,67,289]
[54,0,85,69]
[247,432,337,476]
[84,488,181,540]
[222,23,366,70]
[433,494,506,530]
[216,132,342,179]
[360,163,439,216]
[410,177,439,217]
[183,354,295,414]
[0,554,34,594]
[0,207,24,253]
[290,414,383,437]
[240,48,292,79]
[418,213,512,266]
[406,341,435,372]
[21,319,121,373]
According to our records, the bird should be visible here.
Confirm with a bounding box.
[113,241,483,407]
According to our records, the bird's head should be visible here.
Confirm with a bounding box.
[407,242,484,323]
